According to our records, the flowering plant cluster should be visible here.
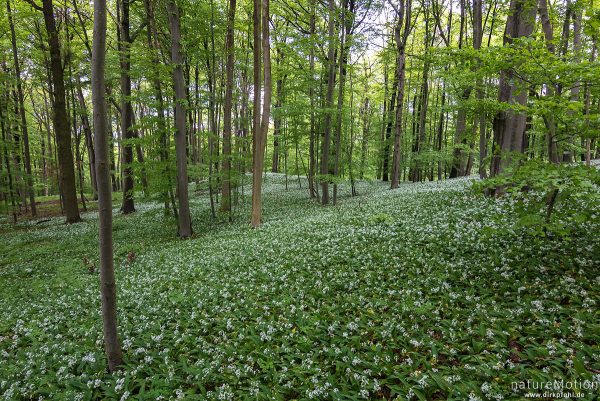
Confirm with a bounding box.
[1,174,598,400]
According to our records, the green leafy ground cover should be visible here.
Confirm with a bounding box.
[0,175,598,400]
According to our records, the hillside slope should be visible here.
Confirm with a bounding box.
[1,176,598,400]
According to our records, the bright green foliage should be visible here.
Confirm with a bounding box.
[475,160,600,237]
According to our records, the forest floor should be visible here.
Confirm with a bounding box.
[0,174,598,400]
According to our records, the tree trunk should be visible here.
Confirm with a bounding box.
[332,0,354,204]
[307,0,317,198]
[41,0,81,223]
[118,0,135,213]
[7,0,36,217]
[250,0,271,227]
[168,0,192,237]
[92,0,123,372]
[271,50,285,174]
[320,0,336,205]
[221,0,236,214]
[490,0,536,180]
[391,0,412,188]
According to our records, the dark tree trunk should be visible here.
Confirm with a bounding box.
[118,0,135,213]
[221,0,236,213]
[40,0,81,222]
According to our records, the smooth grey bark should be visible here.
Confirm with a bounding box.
[92,0,123,372]
[250,0,271,227]
[390,0,412,188]
[490,0,536,180]
[320,0,336,205]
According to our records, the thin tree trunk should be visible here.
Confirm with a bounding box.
[76,75,98,200]
[168,0,192,237]
[332,0,353,204]
[307,0,317,198]
[118,0,135,213]
[391,0,412,188]
[7,0,36,216]
[320,0,336,205]
[221,0,236,214]
[92,0,123,372]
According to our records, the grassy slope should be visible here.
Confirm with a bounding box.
[0,175,598,401]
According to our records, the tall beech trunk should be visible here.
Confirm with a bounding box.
[250,0,271,227]
[168,0,192,237]
[490,0,536,181]
[118,0,135,213]
[7,0,36,216]
[221,0,236,213]
[320,0,336,205]
[251,0,262,222]
[92,0,123,372]
[332,0,354,204]
[390,0,412,188]
[307,0,317,198]
[41,0,81,223]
